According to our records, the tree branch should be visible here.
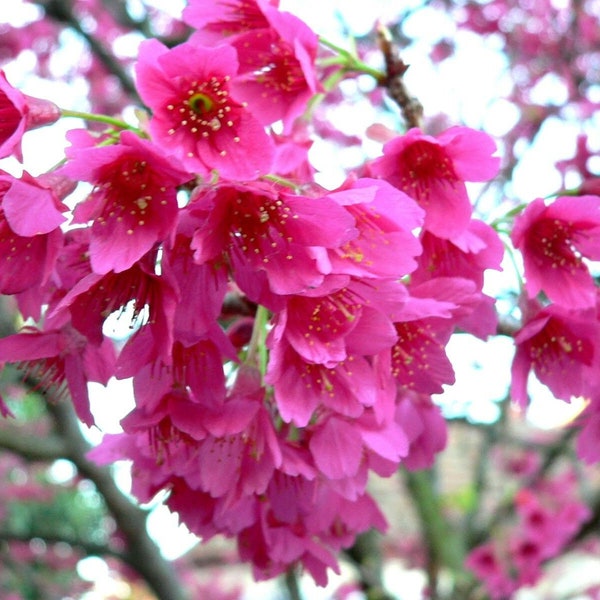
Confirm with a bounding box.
[31,0,141,103]
[0,426,66,461]
[0,529,128,563]
[45,400,189,600]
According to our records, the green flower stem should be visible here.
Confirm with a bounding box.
[60,108,141,133]
[245,304,270,377]
[318,36,385,81]
[263,174,301,190]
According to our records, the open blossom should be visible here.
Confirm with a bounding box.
[189,181,356,299]
[184,0,319,129]
[326,177,424,279]
[511,300,599,406]
[370,126,499,239]
[511,195,600,308]
[135,38,274,180]
[0,324,116,426]
[228,7,320,129]
[61,129,191,274]
[0,170,69,295]
[0,70,61,160]
[183,0,278,44]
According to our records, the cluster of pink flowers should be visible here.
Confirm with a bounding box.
[466,469,591,598]
[0,0,506,583]
[509,193,600,464]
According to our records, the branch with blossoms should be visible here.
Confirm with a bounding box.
[1,0,600,599]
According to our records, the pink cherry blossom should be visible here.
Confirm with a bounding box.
[229,7,320,128]
[183,0,278,45]
[0,325,116,425]
[0,171,68,295]
[370,126,499,239]
[511,301,599,406]
[189,181,356,298]
[61,129,191,274]
[135,39,275,179]
[511,195,600,308]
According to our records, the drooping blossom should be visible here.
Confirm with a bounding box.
[0,70,61,160]
[370,126,499,239]
[326,177,424,279]
[229,7,320,129]
[0,324,116,426]
[135,39,275,179]
[48,252,178,372]
[413,220,504,288]
[0,170,69,295]
[394,390,448,470]
[511,195,600,308]
[275,278,405,367]
[510,300,599,406]
[61,129,191,274]
[189,181,356,300]
[183,0,278,45]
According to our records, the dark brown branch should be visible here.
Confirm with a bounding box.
[377,23,423,129]
[31,0,141,103]
[46,400,189,600]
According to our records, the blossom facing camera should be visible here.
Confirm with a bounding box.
[135,39,275,180]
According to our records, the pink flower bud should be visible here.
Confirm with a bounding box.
[0,70,61,161]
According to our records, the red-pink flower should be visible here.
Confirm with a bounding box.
[413,220,504,288]
[0,324,116,426]
[0,70,61,160]
[49,254,178,370]
[277,279,404,367]
[326,177,424,279]
[370,126,499,239]
[229,7,320,128]
[61,129,191,274]
[266,335,382,426]
[183,0,278,45]
[511,301,599,406]
[135,39,275,180]
[395,390,448,470]
[511,195,600,308]
[0,170,68,295]
[189,181,356,298]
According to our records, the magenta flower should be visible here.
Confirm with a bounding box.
[266,336,381,427]
[61,130,191,274]
[0,170,67,295]
[370,126,499,239]
[394,390,448,471]
[327,177,424,279]
[50,255,178,370]
[189,181,356,297]
[183,0,276,45]
[0,325,116,426]
[511,301,599,406]
[277,279,402,367]
[0,70,61,160]
[511,195,600,308]
[135,39,275,179]
[413,220,504,287]
[229,7,320,128]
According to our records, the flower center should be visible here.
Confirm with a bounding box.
[188,92,214,115]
